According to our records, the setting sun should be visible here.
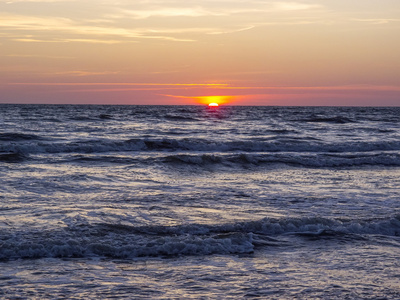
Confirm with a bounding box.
[194,95,234,106]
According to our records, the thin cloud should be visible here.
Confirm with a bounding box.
[353,18,400,25]
[0,14,73,29]
[7,83,229,87]
[116,7,225,19]
[54,71,120,77]
[272,2,321,12]
[3,0,72,2]
[208,25,256,35]
[9,83,399,92]
[0,14,197,42]
[115,2,323,20]
[5,54,74,59]
[0,1,327,44]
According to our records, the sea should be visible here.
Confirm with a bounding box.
[1,104,400,299]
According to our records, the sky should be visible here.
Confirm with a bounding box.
[0,0,399,106]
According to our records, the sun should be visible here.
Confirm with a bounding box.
[202,96,229,106]
[189,95,234,106]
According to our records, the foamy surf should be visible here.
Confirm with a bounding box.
[1,215,399,260]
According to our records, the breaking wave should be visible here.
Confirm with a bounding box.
[2,137,400,155]
[1,215,399,260]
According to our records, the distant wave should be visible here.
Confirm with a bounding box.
[0,132,45,141]
[99,114,113,120]
[1,215,399,260]
[299,116,356,124]
[69,114,115,121]
[164,114,200,122]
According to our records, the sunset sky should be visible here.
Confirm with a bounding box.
[1,0,399,106]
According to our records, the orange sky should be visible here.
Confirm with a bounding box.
[1,0,399,106]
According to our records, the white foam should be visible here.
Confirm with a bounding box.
[1,215,399,260]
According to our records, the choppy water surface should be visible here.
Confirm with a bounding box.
[1,105,400,298]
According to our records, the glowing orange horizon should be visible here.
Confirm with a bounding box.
[6,82,229,87]
[193,95,235,106]
[162,94,240,105]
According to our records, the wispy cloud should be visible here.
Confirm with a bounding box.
[9,82,399,91]
[0,13,197,42]
[114,1,323,19]
[2,0,71,2]
[5,54,74,59]
[115,7,225,19]
[272,2,321,12]
[7,82,229,87]
[353,18,400,25]
[0,14,73,29]
[207,25,256,35]
[12,37,132,44]
[0,0,327,44]
[54,71,120,77]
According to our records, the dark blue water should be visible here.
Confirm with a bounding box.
[1,104,400,298]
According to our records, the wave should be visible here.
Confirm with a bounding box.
[1,215,399,260]
[299,116,356,124]
[99,114,113,120]
[0,152,27,163]
[2,137,400,155]
[114,215,400,237]
[45,151,397,169]
[0,132,45,141]
[69,114,114,121]
[164,114,200,122]
[0,227,255,261]
[2,136,400,167]
[162,152,400,168]
[65,154,139,164]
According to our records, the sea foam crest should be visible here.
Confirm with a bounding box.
[1,215,399,260]
[0,231,255,260]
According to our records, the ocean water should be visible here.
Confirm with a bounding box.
[1,104,400,299]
